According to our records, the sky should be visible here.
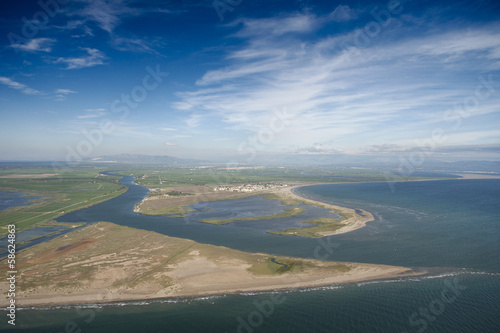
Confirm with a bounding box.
[0,0,499,163]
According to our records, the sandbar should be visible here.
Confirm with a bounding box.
[0,222,423,307]
[273,184,374,236]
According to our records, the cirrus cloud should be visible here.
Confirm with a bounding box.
[54,48,107,69]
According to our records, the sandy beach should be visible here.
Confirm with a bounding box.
[455,173,500,179]
[274,183,374,236]
[0,222,423,307]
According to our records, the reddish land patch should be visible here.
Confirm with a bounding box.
[31,239,95,264]
[0,173,58,178]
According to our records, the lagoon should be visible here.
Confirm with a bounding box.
[2,177,500,332]
[0,191,41,211]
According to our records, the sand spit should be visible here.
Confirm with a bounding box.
[0,222,422,307]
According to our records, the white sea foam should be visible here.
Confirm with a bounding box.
[14,270,500,311]
[356,278,406,287]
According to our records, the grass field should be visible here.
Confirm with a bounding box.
[121,165,425,187]
[198,206,305,225]
[269,217,347,238]
[0,164,127,234]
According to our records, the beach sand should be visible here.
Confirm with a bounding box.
[0,222,422,307]
[455,173,500,179]
[273,184,374,236]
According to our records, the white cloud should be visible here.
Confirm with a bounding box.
[53,88,77,101]
[77,108,107,119]
[440,130,500,146]
[231,13,318,38]
[77,114,101,119]
[186,114,202,129]
[164,142,177,146]
[363,144,414,154]
[174,14,500,152]
[328,5,356,22]
[57,20,86,30]
[160,127,177,131]
[55,89,77,94]
[54,48,107,69]
[72,0,128,33]
[111,37,162,55]
[10,38,56,52]
[0,77,41,95]
[415,30,500,58]
[68,0,174,34]
[290,141,344,154]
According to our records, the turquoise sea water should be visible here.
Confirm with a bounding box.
[1,177,499,332]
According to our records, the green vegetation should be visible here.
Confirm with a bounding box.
[0,162,451,237]
[268,208,353,238]
[249,257,297,275]
[198,206,305,225]
[166,190,193,196]
[113,165,450,188]
[248,256,351,275]
[269,218,344,238]
[0,164,127,234]
[137,206,195,217]
[147,189,193,197]
[262,193,299,206]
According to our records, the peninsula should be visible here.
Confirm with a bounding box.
[0,222,422,307]
[135,182,374,238]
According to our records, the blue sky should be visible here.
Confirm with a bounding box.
[0,0,499,162]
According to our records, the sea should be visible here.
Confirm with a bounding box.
[1,176,499,332]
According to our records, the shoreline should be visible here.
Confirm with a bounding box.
[136,174,493,236]
[453,173,500,179]
[14,265,425,308]
[5,176,492,308]
[272,183,375,236]
[1,222,426,308]
[271,173,500,236]
[134,180,375,237]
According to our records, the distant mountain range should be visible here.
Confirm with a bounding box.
[87,153,500,174]
[91,154,204,165]
[214,153,500,173]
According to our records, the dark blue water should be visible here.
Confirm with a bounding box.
[2,178,499,332]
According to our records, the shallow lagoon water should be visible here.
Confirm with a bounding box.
[2,177,500,332]
[0,192,72,257]
[0,225,83,257]
[184,194,341,231]
[0,191,41,211]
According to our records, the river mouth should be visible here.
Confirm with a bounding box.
[38,174,500,272]
[2,176,499,333]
